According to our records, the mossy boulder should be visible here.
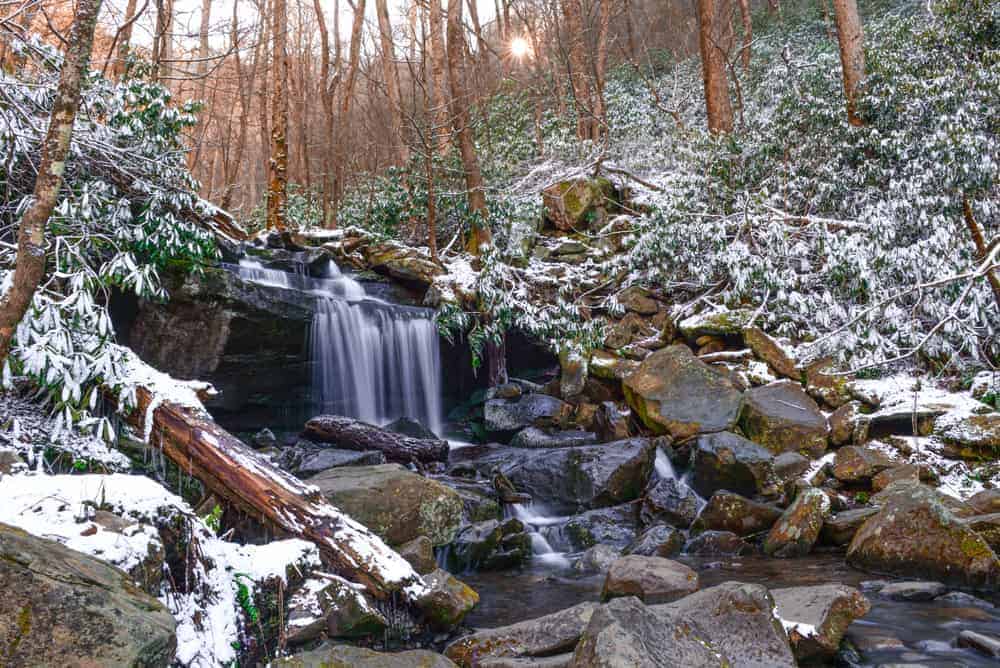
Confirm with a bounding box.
[363,241,443,287]
[689,431,778,498]
[935,410,1000,459]
[832,446,899,484]
[739,381,829,458]
[447,518,532,571]
[772,585,871,662]
[847,482,1000,588]
[542,178,618,232]
[417,569,480,631]
[589,350,640,381]
[691,491,783,537]
[0,523,177,667]
[311,464,464,546]
[285,576,387,644]
[764,488,830,558]
[623,345,744,439]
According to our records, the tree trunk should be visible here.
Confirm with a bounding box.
[334,0,366,212]
[154,0,174,81]
[446,0,490,254]
[376,0,409,165]
[188,0,214,170]
[738,0,752,70]
[832,0,865,126]
[963,197,1000,313]
[426,0,451,157]
[126,387,423,598]
[303,416,448,462]
[112,0,141,77]
[314,0,337,226]
[267,0,289,231]
[593,0,613,140]
[0,0,103,366]
[561,0,596,141]
[697,0,734,134]
[220,0,254,211]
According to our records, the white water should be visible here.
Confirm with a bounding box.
[226,257,443,434]
[655,449,707,514]
[511,503,572,569]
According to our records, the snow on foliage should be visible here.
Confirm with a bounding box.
[0,472,320,667]
[0,43,218,441]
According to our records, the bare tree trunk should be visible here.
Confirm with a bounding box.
[0,0,103,365]
[697,0,734,134]
[267,0,289,231]
[426,0,451,157]
[376,0,409,164]
[963,197,1000,313]
[624,0,637,61]
[2,4,41,72]
[593,0,613,140]
[111,0,141,77]
[255,0,270,210]
[188,0,214,171]
[738,0,752,70]
[154,0,174,82]
[334,0,366,214]
[221,0,254,211]
[446,0,490,254]
[561,0,595,141]
[314,0,337,226]
[832,0,865,126]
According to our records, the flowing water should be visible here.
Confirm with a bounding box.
[225,256,443,434]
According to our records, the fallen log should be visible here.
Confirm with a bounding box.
[303,415,449,464]
[114,349,424,601]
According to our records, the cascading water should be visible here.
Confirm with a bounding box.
[509,503,572,569]
[225,256,443,434]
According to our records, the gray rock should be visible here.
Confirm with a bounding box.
[819,507,879,546]
[658,581,797,668]
[444,602,599,666]
[601,555,699,604]
[689,431,777,498]
[879,581,948,601]
[480,656,573,668]
[447,518,533,571]
[968,489,1000,515]
[461,440,655,514]
[935,591,995,608]
[570,596,723,667]
[510,427,598,449]
[573,544,622,574]
[418,569,480,630]
[0,522,177,667]
[691,491,782,537]
[832,445,898,483]
[625,524,685,558]
[640,477,700,528]
[485,394,572,433]
[552,503,640,551]
[622,345,744,439]
[684,530,753,556]
[385,416,438,440]
[771,584,870,662]
[397,536,437,575]
[251,427,277,449]
[957,630,1000,658]
[285,576,387,644]
[773,452,811,482]
[276,644,457,667]
[287,447,386,478]
[739,380,829,457]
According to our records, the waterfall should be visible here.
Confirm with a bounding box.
[509,503,572,569]
[225,256,443,434]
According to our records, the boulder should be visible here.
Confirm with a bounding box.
[688,431,777,498]
[464,440,655,513]
[570,596,723,667]
[385,416,439,440]
[276,644,457,667]
[593,401,631,442]
[958,630,1000,659]
[542,178,617,232]
[485,394,573,434]
[447,518,533,571]
[397,536,437,575]
[739,381,829,457]
[279,446,386,478]
[743,327,798,379]
[691,491,782,537]
[510,427,598,449]
[678,308,754,340]
[871,463,936,492]
[0,523,177,667]
[847,482,1000,588]
[935,410,1000,459]
[831,446,898,484]
[624,525,685,558]
[417,569,480,630]
[251,427,278,449]
[363,241,444,286]
[554,503,640,551]
[604,313,657,350]
[573,544,622,574]
[771,585,870,662]
[828,401,863,446]
[589,350,640,381]
[616,286,661,315]
[623,345,744,439]
[684,530,753,556]
[444,602,599,666]
[658,582,797,668]
[764,488,830,558]
[559,348,588,399]
[601,555,699,604]
[879,580,947,601]
[640,477,700,528]
[773,452,811,483]
[285,576,387,644]
[312,464,464,546]
[819,507,878,546]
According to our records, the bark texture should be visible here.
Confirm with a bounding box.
[376,0,409,164]
[832,0,865,126]
[697,0,735,134]
[302,415,449,463]
[267,0,289,231]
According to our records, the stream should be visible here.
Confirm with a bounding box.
[224,253,1000,667]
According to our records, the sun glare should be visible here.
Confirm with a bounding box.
[509,36,531,59]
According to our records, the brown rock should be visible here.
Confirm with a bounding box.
[601,555,699,604]
[772,585,870,662]
[832,446,898,484]
[764,488,830,558]
[743,327,798,379]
